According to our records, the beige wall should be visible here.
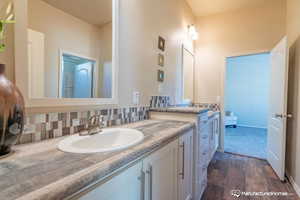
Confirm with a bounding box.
[286,0,300,190]
[194,0,286,103]
[28,0,107,98]
[118,0,195,106]
[98,22,113,98]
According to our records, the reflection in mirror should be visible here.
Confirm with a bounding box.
[60,53,96,98]
[182,47,194,102]
[0,0,15,82]
[27,0,113,99]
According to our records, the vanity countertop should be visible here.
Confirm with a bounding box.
[0,119,194,200]
[208,110,220,118]
[150,106,209,114]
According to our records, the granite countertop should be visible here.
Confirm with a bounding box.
[150,106,209,114]
[208,110,220,118]
[0,119,194,200]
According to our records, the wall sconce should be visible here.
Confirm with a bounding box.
[188,25,199,40]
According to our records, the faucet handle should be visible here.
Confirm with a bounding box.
[88,115,97,126]
[99,115,105,127]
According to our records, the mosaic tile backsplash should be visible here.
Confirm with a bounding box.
[150,96,171,108]
[149,96,220,112]
[19,106,149,145]
[193,103,220,111]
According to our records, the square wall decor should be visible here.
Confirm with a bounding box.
[158,36,165,51]
[157,70,164,82]
[158,53,164,67]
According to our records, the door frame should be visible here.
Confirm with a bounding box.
[219,49,271,152]
[58,49,98,98]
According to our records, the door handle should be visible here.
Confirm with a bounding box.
[139,170,146,200]
[275,114,293,119]
[285,114,293,118]
[275,114,283,118]
[179,142,185,179]
[146,165,153,200]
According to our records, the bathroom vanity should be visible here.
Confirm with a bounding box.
[150,107,221,200]
[77,129,193,200]
[0,120,195,200]
[1,0,220,199]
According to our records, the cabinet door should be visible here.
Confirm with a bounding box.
[208,119,215,161]
[214,116,220,152]
[143,140,178,200]
[179,130,193,200]
[79,162,143,200]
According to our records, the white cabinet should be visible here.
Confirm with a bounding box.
[76,129,195,200]
[79,161,143,200]
[208,113,220,161]
[143,139,178,200]
[196,119,210,200]
[178,129,193,200]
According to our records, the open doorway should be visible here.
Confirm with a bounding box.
[224,52,271,159]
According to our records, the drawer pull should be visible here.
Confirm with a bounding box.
[202,151,208,156]
[202,135,208,139]
[139,170,146,200]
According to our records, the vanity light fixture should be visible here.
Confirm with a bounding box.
[188,24,199,40]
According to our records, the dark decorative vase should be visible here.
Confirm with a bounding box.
[0,64,24,157]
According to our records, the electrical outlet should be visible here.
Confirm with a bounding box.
[158,84,163,93]
[133,91,140,105]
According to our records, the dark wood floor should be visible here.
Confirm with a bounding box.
[202,152,299,200]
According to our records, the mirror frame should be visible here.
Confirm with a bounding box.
[14,0,119,108]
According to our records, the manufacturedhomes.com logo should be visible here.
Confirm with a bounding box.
[231,190,294,198]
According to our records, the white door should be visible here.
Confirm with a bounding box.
[143,140,178,200]
[28,29,45,98]
[74,63,94,98]
[267,36,289,181]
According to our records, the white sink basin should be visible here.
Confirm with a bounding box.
[58,128,144,154]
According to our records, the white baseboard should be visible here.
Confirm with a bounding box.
[236,124,267,129]
[286,172,300,197]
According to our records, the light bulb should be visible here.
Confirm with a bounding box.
[188,25,199,40]
[6,3,12,15]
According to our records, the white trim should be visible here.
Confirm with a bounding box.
[236,124,268,129]
[14,0,120,108]
[220,49,271,152]
[58,49,99,98]
[286,172,300,197]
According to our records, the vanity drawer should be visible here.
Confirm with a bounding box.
[199,133,209,147]
[195,166,208,199]
[198,114,209,129]
[198,148,209,167]
[199,141,209,156]
[199,148,210,167]
[199,175,208,198]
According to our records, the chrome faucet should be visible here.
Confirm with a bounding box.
[79,115,105,136]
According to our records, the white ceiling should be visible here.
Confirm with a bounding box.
[186,0,275,17]
[42,0,112,27]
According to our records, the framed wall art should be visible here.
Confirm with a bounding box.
[158,36,165,51]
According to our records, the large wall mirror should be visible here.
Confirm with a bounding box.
[14,0,119,107]
[182,46,194,102]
